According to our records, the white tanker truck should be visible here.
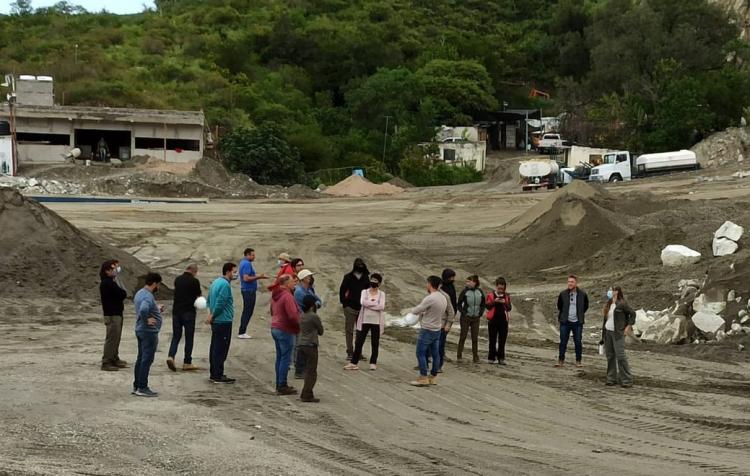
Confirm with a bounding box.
[518,159,574,191]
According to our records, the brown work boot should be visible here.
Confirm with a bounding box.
[428,375,438,386]
[277,386,298,396]
[410,376,430,387]
[101,363,119,371]
[300,395,319,403]
[166,357,176,372]
[575,361,583,368]
[555,360,564,368]
[114,359,128,368]
[182,363,200,371]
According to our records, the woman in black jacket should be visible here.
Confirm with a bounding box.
[600,286,636,388]
[99,260,128,371]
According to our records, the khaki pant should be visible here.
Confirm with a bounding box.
[343,307,359,358]
[102,315,123,365]
[457,315,480,362]
[604,330,632,385]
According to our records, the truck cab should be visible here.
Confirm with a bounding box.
[588,151,633,182]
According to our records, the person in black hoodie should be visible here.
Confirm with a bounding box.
[438,269,458,371]
[339,258,370,361]
[167,264,202,372]
[99,260,128,371]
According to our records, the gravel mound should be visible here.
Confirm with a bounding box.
[324,175,403,197]
[0,189,152,298]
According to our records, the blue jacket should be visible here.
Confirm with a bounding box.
[134,287,162,333]
[208,277,234,324]
[294,284,322,310]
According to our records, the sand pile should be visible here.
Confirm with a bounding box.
[388,177,415,188]
[0,189,152,298]
[323,175,403,197]
[488,181,632,276]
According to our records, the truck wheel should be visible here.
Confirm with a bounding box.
[547,183,555,190]
[522,186,531,192]
[609,174,622,183]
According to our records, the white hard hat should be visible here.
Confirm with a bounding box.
[194,296,207,310]
[297,269,315,281]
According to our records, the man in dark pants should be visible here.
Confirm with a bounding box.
[298,295,324,402]
[556,275,589,368]
[99,260,128,371]
[238,248,268,339]
[167,264,202,372]
[207,262,237,384]
[438,268,458,371]
[339,258,370,361]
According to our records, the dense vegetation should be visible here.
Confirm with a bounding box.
[2,0,749,184]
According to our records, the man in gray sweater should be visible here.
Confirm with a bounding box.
[410,276,451,386]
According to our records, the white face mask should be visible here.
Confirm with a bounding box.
[115,266,122,274]
[277,260,284,267]
[231,272,239,281]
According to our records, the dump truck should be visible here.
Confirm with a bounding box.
[519,158,573,191]
[588,150,699,183]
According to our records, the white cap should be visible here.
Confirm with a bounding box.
[297,269,315,281]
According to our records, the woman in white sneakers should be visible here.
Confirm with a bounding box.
[345,273,385,371]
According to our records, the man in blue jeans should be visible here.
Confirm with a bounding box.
[133,273,164,397]
[556,275,589,368]
[410,276,450,387]
[271,275,301,395]
[238,248,268,340]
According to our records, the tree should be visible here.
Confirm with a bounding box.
[10,0,33,15]
[220,125,305,186]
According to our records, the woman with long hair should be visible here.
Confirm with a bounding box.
[600,286,636,388]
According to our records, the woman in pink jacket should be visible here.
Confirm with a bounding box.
[345,273,385,371]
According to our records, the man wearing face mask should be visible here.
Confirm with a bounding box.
[111,260,127,292]
[268,253,294,292]
[207,262,238,384]
[339,258,370,361]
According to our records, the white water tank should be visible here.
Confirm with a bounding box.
[519,159,560,178]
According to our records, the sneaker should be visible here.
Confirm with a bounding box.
[487,359,496,364]
[369,364,377,371]
[166,357,176,372]
[135,388,158,397]
[555,360,564,368]
[238,334,252,339]
[101,363,119,371]
[211,376,236,384]
[575,361,583,368]
[276,386,298,396]
[605,382,617,386]
[114,359,128,368]
[498,360,507,366]
[410,376,430,387]
[300,397,320,403]
[182,363,200,371]
[131,387,137,395]
[343,363,359,370]
[621,383,633,388]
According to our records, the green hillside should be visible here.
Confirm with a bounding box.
[2,0,749,180]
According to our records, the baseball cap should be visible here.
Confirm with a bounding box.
[297,269,315,281]
[278,252,291,262]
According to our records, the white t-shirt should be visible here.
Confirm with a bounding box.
[605,303,616,331]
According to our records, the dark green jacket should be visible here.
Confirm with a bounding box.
[601,300,636,340]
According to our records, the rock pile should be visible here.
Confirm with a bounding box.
[712,221,743,256]
[691,126,750,169]
[0,175,84,195]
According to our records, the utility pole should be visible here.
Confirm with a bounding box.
[382,115,391,166]
[525,110,529,155]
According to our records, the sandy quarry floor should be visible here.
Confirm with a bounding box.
[3,174,750,475]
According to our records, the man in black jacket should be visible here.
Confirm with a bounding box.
[556,275,589,368]
[438,268,458,370]
[167,264,202,372]
[99,260,128,371]
[339,258,370,361]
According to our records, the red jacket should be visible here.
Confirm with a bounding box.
[271,287,300,334]
[268,263,295,291]
[486,291,511,321]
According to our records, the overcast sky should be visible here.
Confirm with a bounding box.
[0,0,155,15]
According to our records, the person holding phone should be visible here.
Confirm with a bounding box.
[485,277,511,365]
[132,273,164,397]
[600,286,636,387]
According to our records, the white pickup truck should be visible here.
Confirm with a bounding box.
[588,150,699,182]
[537,133,565,154]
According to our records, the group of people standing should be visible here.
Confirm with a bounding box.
[98,256,637,400]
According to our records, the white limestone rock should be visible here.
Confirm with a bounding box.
[661,245,701,267]
[692,311,726,334]
[713,237,739,256]
[714,221,744,242]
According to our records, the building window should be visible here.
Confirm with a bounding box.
[443,148,456,161]
[17,132,70,146]
[166,139,200,152]
[135,137,165,149]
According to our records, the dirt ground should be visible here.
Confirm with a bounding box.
[2,170,750,475]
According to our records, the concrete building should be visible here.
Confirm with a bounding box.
[432,126,486,172]
[0,75,205,165]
